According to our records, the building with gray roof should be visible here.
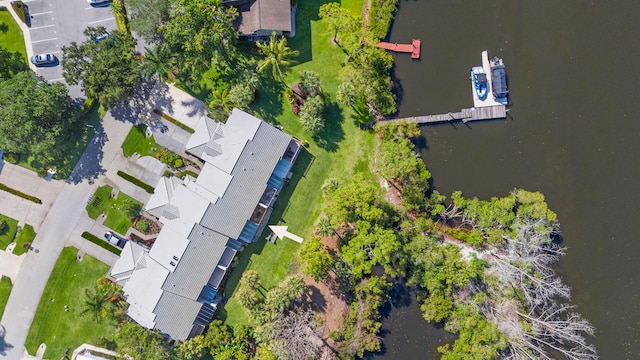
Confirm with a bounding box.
[110,109,300,340]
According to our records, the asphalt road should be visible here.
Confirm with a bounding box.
[27,0,117,98]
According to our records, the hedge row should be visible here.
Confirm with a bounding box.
[117,171,154,193]
[153,109,195,134]
[0,183,42,204]
[81,231,121,255]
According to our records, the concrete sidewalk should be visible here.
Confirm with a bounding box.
[0,251,24,283]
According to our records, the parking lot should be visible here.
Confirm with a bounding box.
[27,0,117,98]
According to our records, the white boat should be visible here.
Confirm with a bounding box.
[471,66,488,100]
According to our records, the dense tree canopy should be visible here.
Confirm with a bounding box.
[161,0,238,79]
[62,27,142,107]
[126,0,170,43]
[115,322,175,360]
[0,72,82,165]
[0,47,28,80]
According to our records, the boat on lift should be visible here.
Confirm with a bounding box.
[471,66,488,100]
[490,56,508,103]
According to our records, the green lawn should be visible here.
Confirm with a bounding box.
[13,224,35,255]
[104,191,141,235]
[218,0,376,326]
[121,124,161,157]
[0,276,12,320]
[86,185,142,235]
[25,247,115,359]
[86,185,113,220]
[0,8,27,60]
[0,214,19,250]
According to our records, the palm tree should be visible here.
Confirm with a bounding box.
[256,32,299,84]
[208,88,234,114]
[141,44,175,82]
[80,285,113,322]
[314,215,335,238]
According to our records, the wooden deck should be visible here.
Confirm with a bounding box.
[390,105,506,125]
[375,39,421,59]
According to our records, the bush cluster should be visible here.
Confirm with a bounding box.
[116,171,154,193]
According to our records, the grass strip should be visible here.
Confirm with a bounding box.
[0,276,12,320]
[13,224,35,255]
[117,170,154,193]
[0,182,42,204]
[25,247,116,358]
[81,231,121,255]
[153,109,195,133]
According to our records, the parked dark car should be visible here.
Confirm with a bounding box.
[104,231,127,248]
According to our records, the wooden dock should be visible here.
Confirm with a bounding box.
[375,39,421,59]
[391,105,506,125]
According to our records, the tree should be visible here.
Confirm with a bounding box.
[314,215,335,238]
[236,270,263,310]
[126,0,170,43]
[318,2,363,50]
[160,0,238,79]
[340,222,403,279]
[0,72,82,167]
[227,83,255,110]
[116,322,174,360]
[207,87,233,114]
[298,95,325,134]
[0,47,29,79]
[299,71,322,98]
[62,27,142,107]
[300,237,333,282]
[256,32,299,84]
[141,44,175,81]
[270,309,323,360]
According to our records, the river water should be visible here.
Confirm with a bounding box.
[377,1,640,358]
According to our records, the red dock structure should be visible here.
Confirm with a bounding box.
[375,39,421,59]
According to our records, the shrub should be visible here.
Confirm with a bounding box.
[81,232,121,255]
[299,71,322,97]
[299,95,326,134]
[228,83,255,110]
[0,183,42,204]
[135,220,149,233]
[159,151,181,168]
[174,159,183,169]
[0,219,6,233]
[116,171,154,193]
[175,169,199,179]
[10,1,27,24]
[2,152,20,163]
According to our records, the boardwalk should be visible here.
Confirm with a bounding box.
[375,39,421,59]
[390,105,506,125]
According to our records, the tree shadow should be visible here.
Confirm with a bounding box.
[313,100,344,152]
[0,325,14,356]
[65,124,108,184]
[249,75,285,124]
[110,81,173,124]
[0,22,8,33]
[300,285,327,313]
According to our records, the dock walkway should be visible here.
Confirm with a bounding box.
[375,39,421,59]
[390,104,506,125]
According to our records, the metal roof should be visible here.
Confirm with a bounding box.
[200,119,291,239]
[160,223,229,299]
[153,292,203,341]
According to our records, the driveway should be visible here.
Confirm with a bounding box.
[0,162,65,232]
[26,0,117,98]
